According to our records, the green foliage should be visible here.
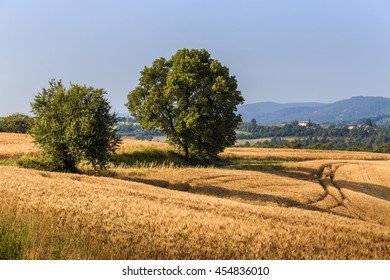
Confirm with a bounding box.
[370,114,390,127]
[374,142,390,153]
[17,156,65,172]
[237,120,390,152]
[112,148,187,167]
[0,113,33,133]
[30,79,121,171]
[126,49,244,160]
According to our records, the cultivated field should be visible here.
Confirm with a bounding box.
[0,133,389,259]
[222,147,390,161]
[0,133,38,159]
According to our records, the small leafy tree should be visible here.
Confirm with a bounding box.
[0,113,33,133]
[31,79,121,171]
[126,48,244,160]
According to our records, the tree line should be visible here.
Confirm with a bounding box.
[237,120,390,152]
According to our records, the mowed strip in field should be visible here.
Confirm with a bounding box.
[0,133,389,259]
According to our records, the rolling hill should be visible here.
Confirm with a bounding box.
[238,96,390,125]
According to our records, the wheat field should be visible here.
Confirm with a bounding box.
[0,133,38,159]
[0,133,389,259]
[222,147,390,161]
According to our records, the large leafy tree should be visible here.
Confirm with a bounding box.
[126,49,244,160]
[31,80,121,171]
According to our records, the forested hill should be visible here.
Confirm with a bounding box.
[238,96,390,125]
[237,121,390,152]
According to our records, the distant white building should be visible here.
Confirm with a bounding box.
[298,120,310,127]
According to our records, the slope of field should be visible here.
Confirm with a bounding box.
[296,160,390,226]
[113,159,390,227]
[1,134,390,259]
[333,161,390,226]
[1,166,389,260]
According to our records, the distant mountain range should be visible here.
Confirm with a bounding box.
[238,96,390,126]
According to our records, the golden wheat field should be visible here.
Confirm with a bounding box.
[222,147,390,161]
[0,133,389,259]
[0,133,38,159]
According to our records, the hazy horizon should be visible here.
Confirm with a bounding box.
[5,95,390,117]
[1,0,390,116]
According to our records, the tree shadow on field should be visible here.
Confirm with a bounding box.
[218,157,320,180]
[231,161,390,202]
[119,176,170,188]
[334,180,390,201]
[236,161,390,202]
[117,173,353,218]
[224,162,320,183]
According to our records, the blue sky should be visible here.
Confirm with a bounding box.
[1,0,390,116]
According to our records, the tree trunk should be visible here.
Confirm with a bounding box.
[183,144,189,159]
[63,154,77,172]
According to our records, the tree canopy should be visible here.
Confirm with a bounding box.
[0,113,33,133]
[126,48,244,160]
[31,79,120,171]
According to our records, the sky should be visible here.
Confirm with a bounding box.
[1,0,390,116]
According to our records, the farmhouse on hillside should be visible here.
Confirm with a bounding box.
[298,120,311,127]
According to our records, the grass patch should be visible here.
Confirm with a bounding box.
[11,146,298,174]
[16,156,69,172]
[112,148,188,167]
[112,146,298,172]
[0,211,101,260]
[0,156,24,167]
[0,215,31,260]
[113,148,261,170]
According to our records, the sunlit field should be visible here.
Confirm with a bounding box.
[0,133,38,159]
[222,147,390,161]
[0,133,389,259]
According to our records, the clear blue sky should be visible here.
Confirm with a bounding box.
[1,0,390,116]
